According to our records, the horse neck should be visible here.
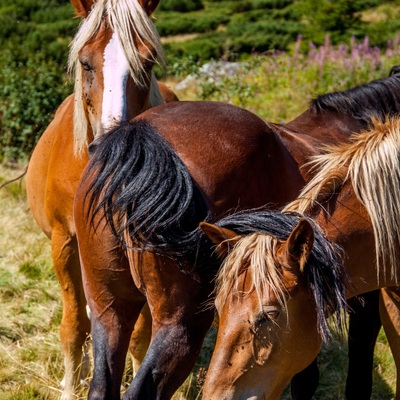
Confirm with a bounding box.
[270,123,324,184]
[310,181,390,298]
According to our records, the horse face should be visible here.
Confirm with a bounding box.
[77,21,155,138]
[70,0,163,146]
[204,274,321,399]
[201,220,322,400]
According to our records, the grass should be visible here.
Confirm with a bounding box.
[1,44,399,397]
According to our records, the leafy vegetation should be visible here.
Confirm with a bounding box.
[1,0,400,159]
[157,0,400,64]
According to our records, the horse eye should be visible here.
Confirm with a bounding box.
[81,61,93,72]
[142,58,155,72]
[257,308,280,325]
[266,310,280,320]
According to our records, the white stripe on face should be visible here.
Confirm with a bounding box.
[102,31,130,133]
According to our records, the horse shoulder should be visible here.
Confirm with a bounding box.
[27,94,88,236]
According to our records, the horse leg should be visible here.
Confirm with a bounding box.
[290,358,319,400]
[129,303,152,376]
[345,290,381,400]
[123,252,215,399]
[75,220,147,399]
[379,286,400,398]
[51,228,91,400]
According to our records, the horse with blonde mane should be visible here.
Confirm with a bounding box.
[25,0,176,398]
[74,72,400,399]
[201,117,400,399]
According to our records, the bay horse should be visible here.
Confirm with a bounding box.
[25,0,177,398]
[74,72,400,399]
[200,117,400,399]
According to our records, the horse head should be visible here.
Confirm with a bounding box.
[69,0,164,154]
[200,211,346,399]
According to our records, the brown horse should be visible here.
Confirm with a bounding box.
[200,117,400,400]
[74,73,400,399]
[25,0,176,398]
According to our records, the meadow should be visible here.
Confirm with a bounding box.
[1,35,400,398]
[2,0,400,398]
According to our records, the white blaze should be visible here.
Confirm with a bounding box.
[102,32,130,132]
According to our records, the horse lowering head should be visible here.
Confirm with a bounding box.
[69,0,164,153]
[200,211,347,400]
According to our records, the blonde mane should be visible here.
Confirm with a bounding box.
[68,0,165,155]
[285,117,400,281]
[215,233,288,311]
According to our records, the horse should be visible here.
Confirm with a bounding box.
[25,0,177,398]
[200,117,400,400]
[74,72,400,399]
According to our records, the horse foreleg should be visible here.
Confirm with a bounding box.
[51,229,91,400]
[123,253,214,400]
[129,303,152,376]
[290,358,319,400]
[380,286,400,399]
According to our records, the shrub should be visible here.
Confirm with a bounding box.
[0,50,72,160]
[155,13,227,36]
[164,33,226,61]
[158,0,204,12]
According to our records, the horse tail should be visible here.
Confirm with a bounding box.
[0,165,28,190]
[81,120,207,254]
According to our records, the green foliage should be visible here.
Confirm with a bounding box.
[165,33,226,61]
[0,49,72,160]
[294,0,392,45]
[158,0,204,12]
[0,0,75,160]
[155,12,228,36]
[0,0,400,160]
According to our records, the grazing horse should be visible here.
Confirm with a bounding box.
[74,73,400,399]
[25,0,176,398]
[200,117,400,400]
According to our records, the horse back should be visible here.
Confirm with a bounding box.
[136,101,305,213]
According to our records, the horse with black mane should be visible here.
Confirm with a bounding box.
[75,72,400,398]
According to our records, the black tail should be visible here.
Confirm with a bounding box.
[82,120,207,255]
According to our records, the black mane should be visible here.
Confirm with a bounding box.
[310,73,400,127]
[215,210,348,342]
[82,120,208,260]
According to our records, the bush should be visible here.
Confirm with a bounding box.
[155,13,227,36]
[164,33,226,61]
[251,0,293,10]
[0,50,72,160]
[158,0,204,12]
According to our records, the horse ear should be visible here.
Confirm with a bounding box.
[138,0,160,15]
[282,218,314,273]
[70,0,95,18]
[199,222,240,257]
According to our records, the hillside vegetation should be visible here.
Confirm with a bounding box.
[1,0,400,158]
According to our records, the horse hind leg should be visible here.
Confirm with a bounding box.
[51,230,91,400]
[380,286,400,399]
[129,303,152,376]
[345,290,381,400]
